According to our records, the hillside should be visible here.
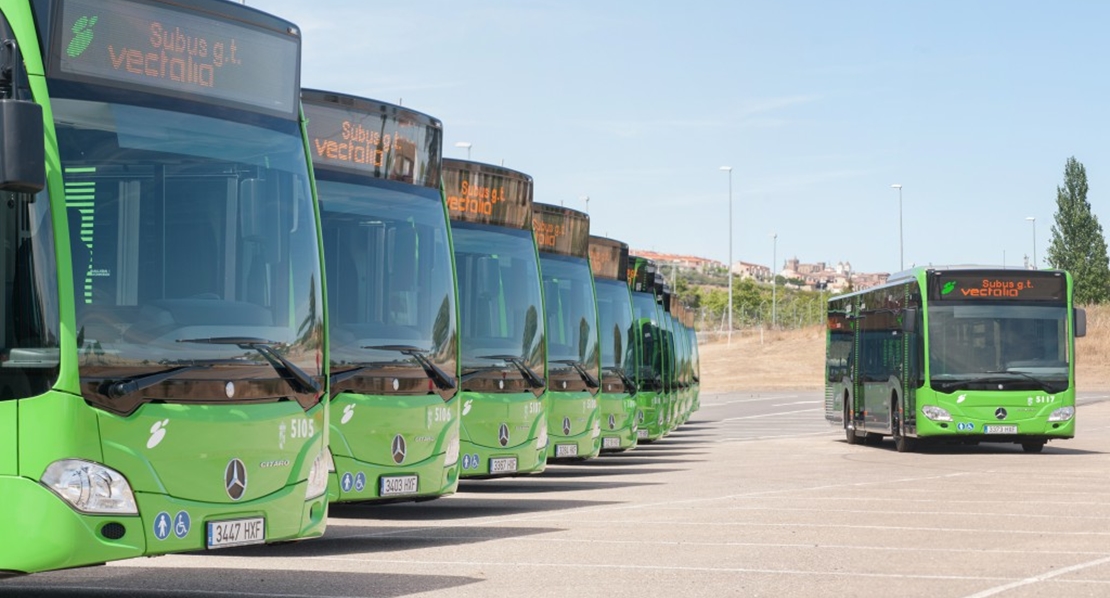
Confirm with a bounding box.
[700,304,1110,391]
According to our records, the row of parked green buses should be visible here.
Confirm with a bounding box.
[0,0,699,577]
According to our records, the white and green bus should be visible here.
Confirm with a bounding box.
[1,0,329,575]
[533,203,601,460]
[827,267,1085,453]
[445,159,547,477]
[588,235,638,452]
[303,90,460,502]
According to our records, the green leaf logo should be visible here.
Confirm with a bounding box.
[66,15,98,58]
[941,281,957,295]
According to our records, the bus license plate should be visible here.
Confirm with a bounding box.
[207,517,265,549]
[984,425,1018,434]
[489,457,518,474]
[637,429,649,439]
[380,475,419,496]
[555,444,578,458]
[602,437,621,449]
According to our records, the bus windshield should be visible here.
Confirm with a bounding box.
[319,177,455,373]
[56,98,323,390]
[595,279,634,372]
[928,303,1069,391]
[452,222,544,374]
[539,254,598,369]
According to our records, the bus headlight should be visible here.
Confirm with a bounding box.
[1048,406,1075,422]
[41,459,138,515]
[536,425,548,450]
[305,452,329,500]
[444,432,460,467]
[921,405,953,422]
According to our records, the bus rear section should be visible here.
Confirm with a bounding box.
[446,159,547,478]
[2,0,328,575]
[534,203,601,461]
[304,90,460,503]
[589,235,639,452]
[827,267,1082,453]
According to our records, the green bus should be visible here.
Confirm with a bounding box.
[533,203,600,460]
[681,304,702,416]
[588,235,639,452]
[667,298,692,427]
[444,159,547,477]
[303,90,459,502]
[1,0,329,576]
[628,256,666,441]
[654,275,678,434]
[827,267,1085,453]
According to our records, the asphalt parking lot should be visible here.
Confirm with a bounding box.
[5,389,1110,598]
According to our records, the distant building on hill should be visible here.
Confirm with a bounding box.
[631,249,887,293]
[631,250,723,274]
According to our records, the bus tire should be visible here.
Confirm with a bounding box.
[1021,440,1045,453]
[892,397,915,453]
[844,394,860,445]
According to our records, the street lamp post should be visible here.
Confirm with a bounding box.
[454,141,472,160]
[1026,216,1037,269]
[770,232,777,329]
[891,184,903,270]
[720,166,733,345]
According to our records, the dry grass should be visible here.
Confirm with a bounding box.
[699,326,825,392]
[700,305,1110,392]
[1077,304,1110,389]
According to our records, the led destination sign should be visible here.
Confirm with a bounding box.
[930,271,1066,302]
[532,203,589,258]
[54,0,299,116]
[588,236,629,282]
[628,256,657,293]
[303,92,441,188]
[443,159,533,230]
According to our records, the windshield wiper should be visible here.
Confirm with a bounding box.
[985,370,1063,393]
[364,345,456,391]
[330,365,376,387]
[553,359,600,389]
[464,354,545,389]
[177,337,321,395]
[603,365,638,395]
[101,364,211,400]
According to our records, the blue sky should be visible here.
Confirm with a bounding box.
[251,0,1110,275]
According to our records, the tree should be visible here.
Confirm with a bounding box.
[1046,156,1110,304]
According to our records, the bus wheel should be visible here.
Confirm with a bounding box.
[844,398,860,445]
[1021,440,1046,453]
[892,400,915,453]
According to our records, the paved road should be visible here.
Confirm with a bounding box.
[5,390,1110,597]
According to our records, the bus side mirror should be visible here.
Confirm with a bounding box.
[1075,308,1087,338]
[0,99,44,193]
[901,307,917,334]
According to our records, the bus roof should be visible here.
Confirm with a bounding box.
[832,265,1069,303]
[532,202,589,258]
[443,158,533,230]
[588,235,629,282]
[302,88,441,188]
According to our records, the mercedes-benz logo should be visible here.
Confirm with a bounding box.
[608,414,616,430]
[995,407,1008,420]
[224,458,247,501]
[562,416,571,436]
[498,423,510,447]
[391,434,407,464]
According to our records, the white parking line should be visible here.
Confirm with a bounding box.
[961,554,1110,598]
[721,408,821,421]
